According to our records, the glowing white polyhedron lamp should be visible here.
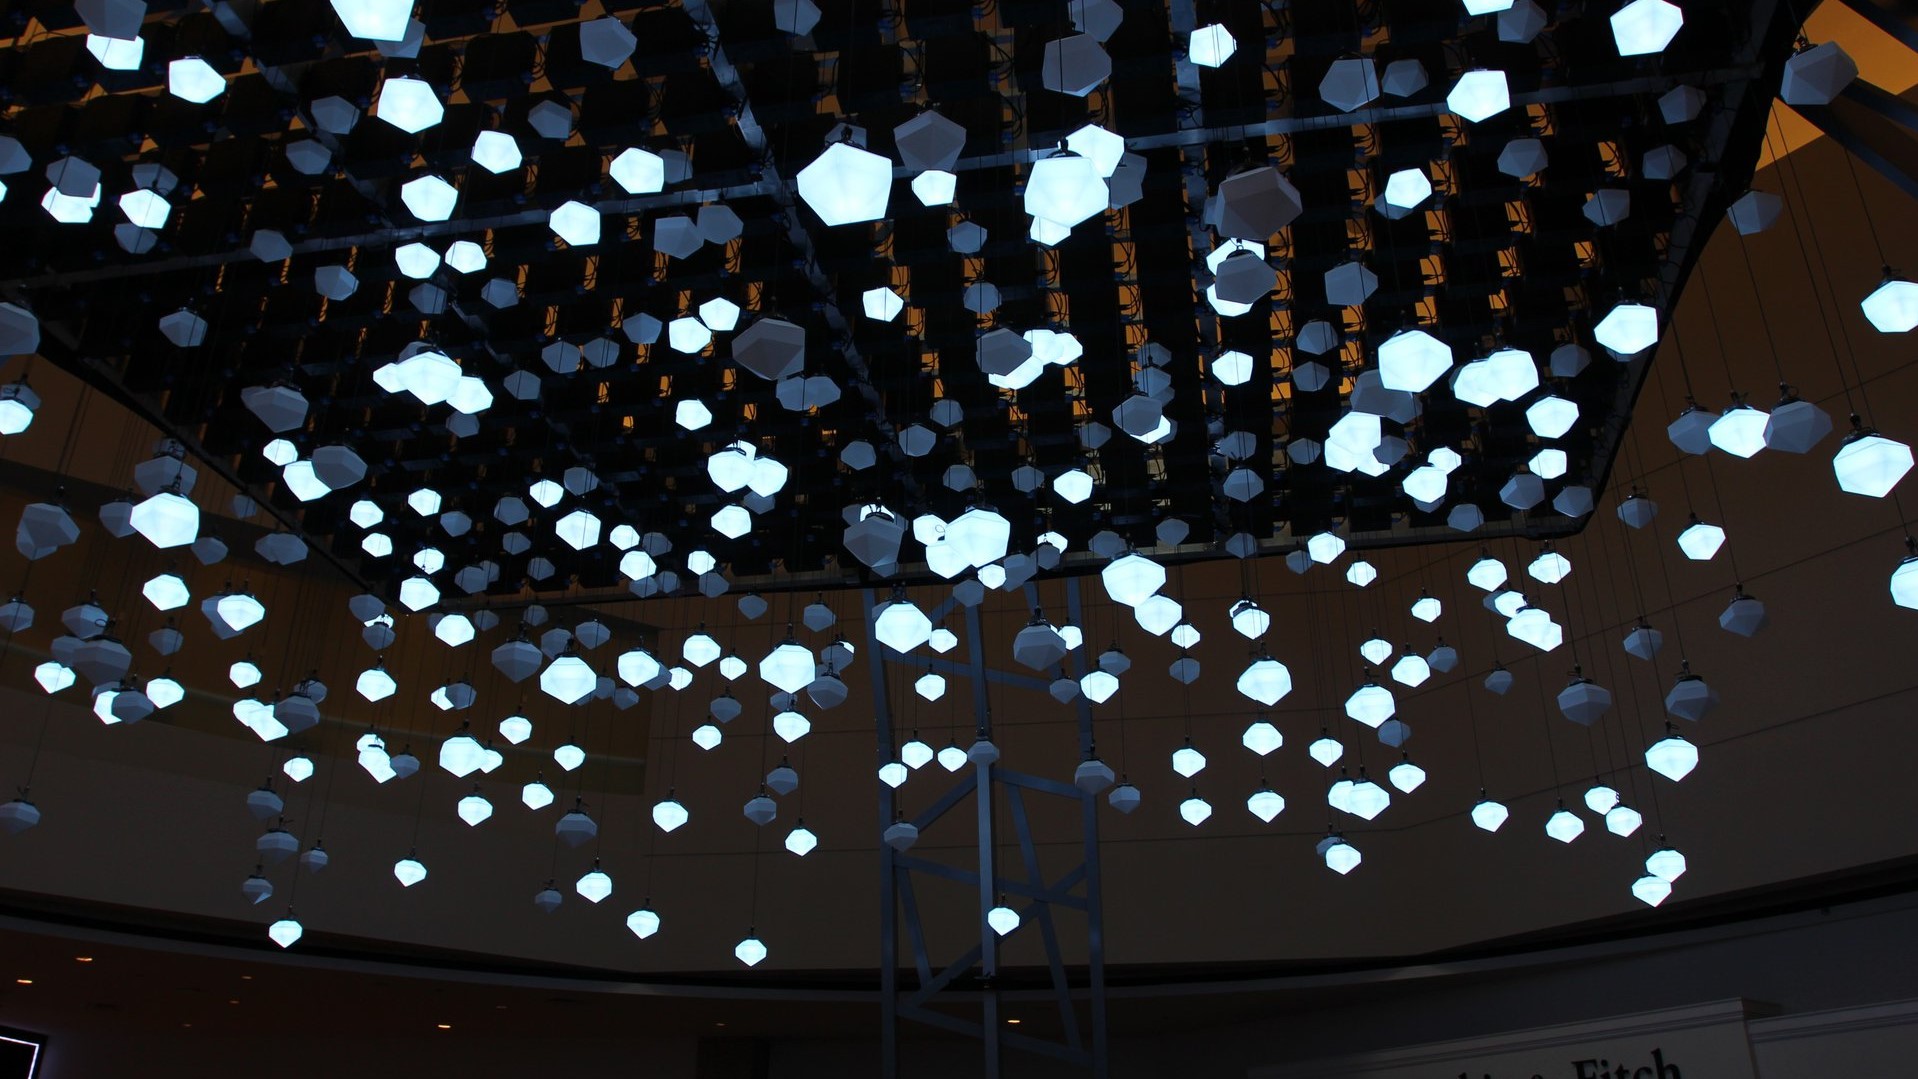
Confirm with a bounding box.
[1595,302,1659,354]
[1188,23,1236,67]
[1471,798,1509,832]
[331,0,413,41]
[1833,431,1913,498]
[1318,835,1361,874]
[1446,69,1510,122]
[1024,152,1108,229]
[1376,329,1451,393]
[1862,276,1918,333]
[1237,655,1293,706]
[129,491,199,548]
[1646,731,1699,781]
[1545,807,1585,843]
[735,934,768,967]
[796,141,893,226]
[0,382,40,435]
[549,201,600,246]
[760,640,816,694]
[539,655,596,704]
[167,57,225,103]
[1891,554,1918,609]
[375,76,443,133]
[1611,0,1683,55]
[1708,403,1771,458]
[1677,518,1727,560]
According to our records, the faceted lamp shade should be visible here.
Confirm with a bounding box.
[1178,795,1213,827]
[0,382,40,435]
[1471,799,1510,832]
[400,175,457,221]
[1646,734,1700,781]
[471,130,522,173]
[1595,302,1659,355]
[1646,847,1688,882]
[549,201,600,246]
[1215,167,1303,242]
[1040,34,1112,97]
[267,917,304,949]
[1780,41,1859,107]
[1318,836,1361,875]
[759,641,815,694]
[1612,0,1683,55]
[539,655,596,704]
[1606,804,1645,836]
[457,792,493,826]
[1188,23,1235,67]
[375,76,443,133]
[1345,684,1394,728]
[393,856,427,887]
[1236,657,1293,706]
[1677,520,1726,560]
[735,935,768,967]
[1833,433,1913,498]
[797,141,892,226]
[1377,329,1451,393]
[1633,875,1673,907]
[167,57,225,103]
[331,0,413,41]
[1545,808,1585,843]
[576,868,613,903]
[1709,405,1770,458]
[1024,153,1108,229]
[1862,277,1918,333]
[129,491,199,548]
[1446,70,1511,122]
[1893,558,1918,610]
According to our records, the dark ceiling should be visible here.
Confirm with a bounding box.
[0,0,1793,603]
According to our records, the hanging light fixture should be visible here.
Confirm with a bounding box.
[627,906,662,939]
[796,140,893,226]
[1317,833,1361,874]
[1344,681,1395,728]
[1606,803,1645,836]
[392,853,428,887]
[651,795,689,832]
[1023,150,1108,230]
[1100,553,1166,607]
[1833,427,1914,498]
[1646,727,1699,781]
[1862,273,1918,333]
[1708,398,1771,458]
[129,489,199,549]
[759,638,815,694]
[539,654,596,704]
[1632,874,1673,906]
[734,932,768,967]
[1646,846,1688,881]
[1388,757,1427,793]
[1545,803,1585,843]
[522,778,555,810]
[1594,301,1659,355]
[576,862,613,903]
[1236,654,1293,706]
[457,789,493,826]
[1471,795,1509,832]
[1676,516,1727,560]
[1611,0,1684,56]
[1241,719,1282,755]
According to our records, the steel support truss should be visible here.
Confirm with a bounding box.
[862,579,1107,1078]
